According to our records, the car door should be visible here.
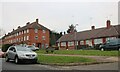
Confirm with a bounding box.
[10,47,16,59]
[108,41,117,50]
[8,47,16,59]
[7,47,13,59]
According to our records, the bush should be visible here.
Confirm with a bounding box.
[77,45,93,50]
[93,44,102,50]
[2,44,13,52]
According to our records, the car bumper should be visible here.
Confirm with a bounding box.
[19,58,37,63]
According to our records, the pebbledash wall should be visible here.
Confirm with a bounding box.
[56,20,120,50]
[2,19,50,48]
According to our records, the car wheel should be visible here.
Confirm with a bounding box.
[101,48,104,51]
[15,56,20,64]
[5,55,9,62]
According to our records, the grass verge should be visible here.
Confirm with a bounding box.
[36,50,119,56]
[37,55,96,66]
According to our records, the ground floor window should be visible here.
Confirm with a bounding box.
[94,38,102,44]
[86,40,92,46]
[106,37,116,41]
[68,41,74,46]
[80,40,84,45]
[61,42,66,46]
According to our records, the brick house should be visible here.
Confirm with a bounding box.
[56,20,120,50]
[2,19,50,48]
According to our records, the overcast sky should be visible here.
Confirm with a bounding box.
[0,0,119,38]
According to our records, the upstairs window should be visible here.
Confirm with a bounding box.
[34,29,38,33]
[43,30,46,33]
[27,29,29,33]
[35,36,38,40]
[42,36,45,40]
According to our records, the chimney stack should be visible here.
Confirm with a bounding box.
[106,20,111,28]
[13,29,14,31]
[18,26,20,28]
[26,22,30,25]
[91,26,95,30]
[36,19,39,23]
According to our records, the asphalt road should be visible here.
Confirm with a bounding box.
[0,58,119,70]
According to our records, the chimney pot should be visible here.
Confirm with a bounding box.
[91,26,95,30]
[36,19,38,23]
[18,26,20,28]
[13,29,14,31]
[106,20,111,28]
[26,22,30,25]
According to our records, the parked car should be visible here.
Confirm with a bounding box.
[0,49,5,58]
[5,45,38,64]
[27,45,39,51]
[99,39,120,51]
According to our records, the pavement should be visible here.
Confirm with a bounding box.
[0,58,118,70]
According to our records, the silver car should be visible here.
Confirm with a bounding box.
[5,45,38,64]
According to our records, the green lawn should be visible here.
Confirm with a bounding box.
[36,50,119,56]
[37,55,96,65]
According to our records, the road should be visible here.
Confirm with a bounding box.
[0,58,119,70]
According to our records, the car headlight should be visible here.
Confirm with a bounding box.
[18,54,26,57]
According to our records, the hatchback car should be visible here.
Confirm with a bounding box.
[5,45,38,64]
[99,38,120,51]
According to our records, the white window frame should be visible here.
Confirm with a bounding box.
[34,29,38,33]
[42,36,45,40]
[27,29,29,33]
[27,36,29,40]
[61,42,66,46]
[35,36,38,40]
[94,38,102,44]
[43,30,46,33]
[68,41,74,46]
[80,40,84,45]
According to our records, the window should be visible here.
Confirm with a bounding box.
[80,41,84,45]
[86,40,92,46]
[45,44,48,48]
[43,30,46,33]
[24,30,26,34]
[27,29,29,33]
[35,36,38,40]
[106,37,116,41]
[68,41,74,46]
[27,36,29,40]
[34,29,38,33]
[42,36,45,40]
[94,39,102,44]
[61,42,66,46]
[21,31,23,34]
[24,36,26,41]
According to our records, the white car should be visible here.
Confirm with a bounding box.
[27,45,39,51]
[5,45,38,64]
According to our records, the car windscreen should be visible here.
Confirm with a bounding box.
[16,47,32,51]
[28,46,36,49]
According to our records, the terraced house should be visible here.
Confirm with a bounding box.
[56,20,120,50]
[2,19,50,48]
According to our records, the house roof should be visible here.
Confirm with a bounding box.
[57,25,120,42]
[4,19,50,37]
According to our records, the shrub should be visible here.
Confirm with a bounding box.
[2,44,13,52]
[93,44,102,50]
[76,45,94,50]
